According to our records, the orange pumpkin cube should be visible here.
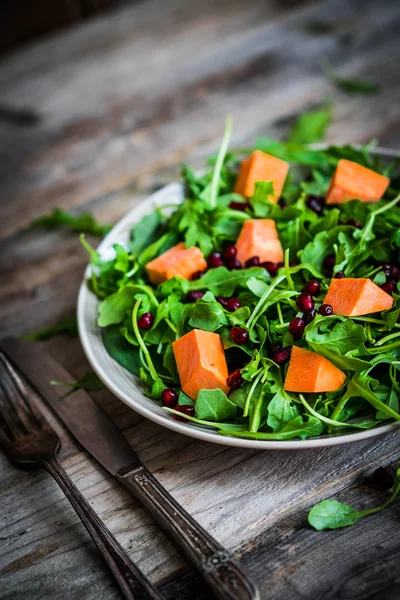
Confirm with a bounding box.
[172,329,229,400]
[284,346,346,393]
[235,219,283,265]
[323,278,393,316]
[146,242,207,285]
[234,150,289,200]
[326,159,389,205]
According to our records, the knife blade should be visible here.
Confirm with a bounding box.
[1,336,259,600]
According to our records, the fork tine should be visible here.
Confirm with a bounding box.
[0,354,42,438]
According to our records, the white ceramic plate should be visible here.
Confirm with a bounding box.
[78,149,400,449]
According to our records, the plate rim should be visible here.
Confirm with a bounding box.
[77,146,400,450]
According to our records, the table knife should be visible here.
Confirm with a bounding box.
[0,337,259,600]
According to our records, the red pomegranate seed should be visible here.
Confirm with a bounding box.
[302,280,320,296]
[381,281,395,295]
[324,255,336,269]
[289,317,305,339]
[230,327,249,345]
[137,312,154,330]
[229,201,248,212]
[191,270,205,280]
[273,346,292,366]
[334,271,345,279]
[346,218,362,229]
[161,388,178,408]
[216,296,228,308]
[172,404,195,421]
[222,246,237,261]
[226,298,241,312]
[226,258,242,270]
[184,290,204,303]
[296,293,314,311]
[261,261,278,276]
[303,308,317,324]
[390,266,400,281]
[319,304,333,316]
[245,256,260,268]
[306,195,325,214]
[208,252,224,268]
[227,369,244,390]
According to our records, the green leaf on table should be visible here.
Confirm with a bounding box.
[31,208,112,236]
[308,468,400,530]
[288,105,332,144]
[195,389,237,421]
[51,372,105,392]
[21,316,78,341]
[322,61,380,95]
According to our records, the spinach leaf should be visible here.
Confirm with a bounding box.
[195,388,237,421]
[188,292,228,332]
[22,316,78,341]
[267,389,300,431]
[31,208,111,236]
[288,105,332,144]
[129,212,163,256]
[103,326,142,375]
[308,468,400,530]
[98,286,137,327]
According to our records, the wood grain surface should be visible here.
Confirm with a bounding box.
[1,0,399,598]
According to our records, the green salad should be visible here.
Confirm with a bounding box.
[83,118,400,441]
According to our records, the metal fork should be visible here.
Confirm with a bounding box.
[0,353,162,600]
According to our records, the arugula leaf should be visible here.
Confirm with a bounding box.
[129,212,163,256]
[267,389,300,431]
[31,208,111,236]
[98,286,137,327]
[188,266,267,297]
[308,468,400,530]
[103,326,142,375]
[51,372,104,392]
[22,316,78,341]
[219,415,324,440]
[288,105,332,144]
[195,389,237,421]
[322,60,380,95]
[188,292,228,332]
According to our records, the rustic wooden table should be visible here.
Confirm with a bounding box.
[1,0,400,598]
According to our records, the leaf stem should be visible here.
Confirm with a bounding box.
[132,299,159,382]
[209,116,233,209]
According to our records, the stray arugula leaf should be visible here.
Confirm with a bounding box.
[322,61,380,95]
[51,372,104,392]
[31,208,112,236]
[308,468,400,530]
[288,105,332,145]
[22,316,78,341]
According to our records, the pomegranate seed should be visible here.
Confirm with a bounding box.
[261,261,278,277]
[324,255,336,269]
[319,304,333,316]
[222,246,237,261]
[184,290,204,303]
[390,266,400,281]
[302,280,320,296]
[273,346,292,366]
[226,298,241,312]
[208,252,223,268]
[172,404,195,421]
[346,218,362,229]
[296,293,314,311]
[381,281,395,295]
[245,256,260,268]
[303,308,317,324]
[230,327,249,345]
[227,369,244,390]
[334,271,345,279]
[229,201,248,212]
[161,388,178,408]
[216,296,228,308]
[269,342,281,355]
[191,270,205,280]
[137,312,154,330]
[289,317,305,339]
[306,195,325,214]
[226,258,242,270]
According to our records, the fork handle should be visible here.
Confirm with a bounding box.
[116,464,259,600]
[42,455,162,600]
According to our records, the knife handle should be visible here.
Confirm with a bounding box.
[116,464,259,600]
[43,456,162,600]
